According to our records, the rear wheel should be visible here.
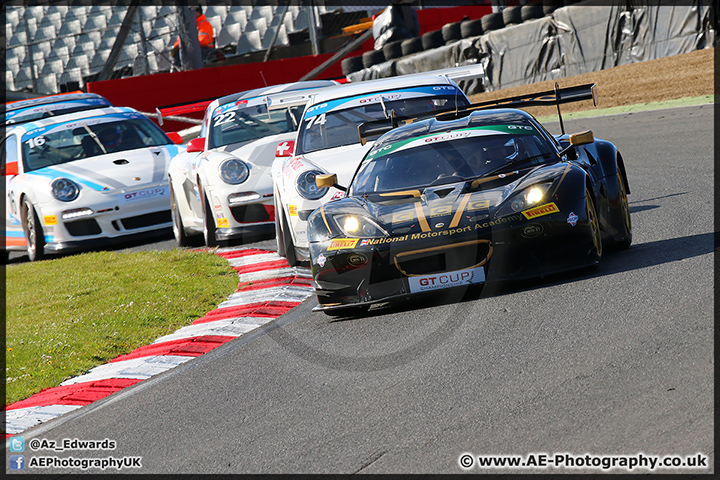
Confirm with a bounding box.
[22,197,44,262]
[613,166,632,249]
[586,189,602,263]
[202,190,218,247]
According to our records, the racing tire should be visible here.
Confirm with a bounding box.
[481,12,505,33]
[22,197,45,262]
[341,55,363,75]
[323,304,371,317]
[382,40,404,61]
[460,18,484,38]
[502,6,522,26]
[280,208,300,267]
[586,188,602,263]
[400,37,423,56]
[274,198,287,258]
[362,49,385,69]
[441,22,462,44]
[611,165,633,250]
[521,3,545,22]
[421,30,444,51]
[171,186,199,247]
[201,190,219,248]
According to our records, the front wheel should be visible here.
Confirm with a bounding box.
[202,190,219,247]
[281,208,299,267]
[612,165,632,249]
[171,185,194,247]
[586,188,602,263]
[22,197,45,261]
[274,197,287,258]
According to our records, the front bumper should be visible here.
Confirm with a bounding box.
[309,208,598,309]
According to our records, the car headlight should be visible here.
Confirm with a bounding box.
[219,159,249,185]
[333,214,388,238]
[509,183,551,212]
[296,170,328,200]
[51,178,80,202]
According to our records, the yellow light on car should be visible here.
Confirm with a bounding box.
[343,217,360,233]
[526,187,544,205]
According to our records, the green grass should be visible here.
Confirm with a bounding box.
[5,249,239,405]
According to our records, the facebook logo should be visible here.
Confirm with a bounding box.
[9,437,25,452]
[9,455,25,470]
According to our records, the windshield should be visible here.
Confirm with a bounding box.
[296,88,468,155]
[208,98,304,149]
[21,114,171,172]
[349,127,555,195]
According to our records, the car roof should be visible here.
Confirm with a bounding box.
[372,108,537,148]
[215,80,340,108]
[2,92,110,112]
[6,106,143,135]
[309,75,459,105]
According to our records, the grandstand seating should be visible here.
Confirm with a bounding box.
[5,3,348,94]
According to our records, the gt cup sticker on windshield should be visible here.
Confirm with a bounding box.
[327,239,359,250]
[408,266,485,293]
[521,202,559,219]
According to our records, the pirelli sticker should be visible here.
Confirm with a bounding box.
[217,218,229,228]
[522,202,559,219]
[327,238,359,250]
[288,205,298,216]
[44,215,57,226]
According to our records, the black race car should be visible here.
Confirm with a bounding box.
[305,84,631,315]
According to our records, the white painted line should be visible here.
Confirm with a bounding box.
[5,405,83,434]
[60,355,195,385]
[218,286,314,308]
[226,252,284,267]
[152,317,276,343]
[237,266,312,283]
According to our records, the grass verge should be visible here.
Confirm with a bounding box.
[5,249,239,405]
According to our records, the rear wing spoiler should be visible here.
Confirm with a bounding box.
[155,99,215,126]
[358,82,598,145]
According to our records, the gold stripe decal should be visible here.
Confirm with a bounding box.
[449,194,471,228]
[379,190,422,198]
[414,202,431,232]
[320,205,331,232]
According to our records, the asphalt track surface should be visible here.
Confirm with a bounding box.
[7,104,714,474]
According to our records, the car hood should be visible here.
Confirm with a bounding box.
[25,146,172,192]
[300,142,375,185]
[322,162,570,234]
[217,131,297,168]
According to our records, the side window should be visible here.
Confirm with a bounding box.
[4,135,18,165]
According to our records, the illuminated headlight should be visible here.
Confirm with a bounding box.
[228,192,261,205]
[219,159,249,185]
[61,208,94,220]
[510,184,550,212]
[296,170,328,200]
[334,214,388,238]
[51,178,80,202]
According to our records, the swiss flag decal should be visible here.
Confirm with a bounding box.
[275,140,294,158]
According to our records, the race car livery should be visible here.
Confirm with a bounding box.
[3,106,185,261]
[166,80,338,247]
[306,85,632,315]
[272,74,472,266]
[2,92,113,127]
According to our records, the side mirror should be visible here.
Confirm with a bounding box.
[559,130,594,156]
[275,140,294,158]
[569,130,594,146]
[186,137,206,153]
[316,173,347,192]
[4,161,19,176]
[166,132,184,145]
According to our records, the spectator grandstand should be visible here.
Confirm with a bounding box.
[5,2,372,96]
